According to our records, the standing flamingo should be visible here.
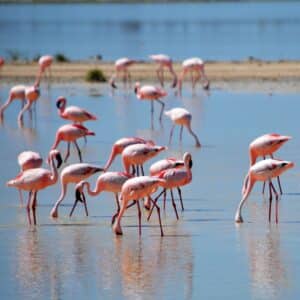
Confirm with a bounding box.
[56,96,97,123]
[70,172,132,222]
[50,163,104,218]
[51,124,95,163]
[35,55,53,86]
[0,85,26,119]
[104,137,154,171]
[109,57,136,89]
[148,152,193,220]
[6,150,62,225]
[113,176,166,236]
[249,133,292,194]
[134,82,167,126]
[178,57,209,92]
[235,159,294,224]
[164,107,201,147]
[149,54,177,88]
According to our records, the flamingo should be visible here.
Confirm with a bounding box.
[109,57,136,89]
[35,55,53,86]
[70,172,132,222]
[0,57,4,67]
[104,137,154,171]
[134,82,167,125]
[148,152,193,220]
[113,176,166,236]
[16,151,43,205]
[0,85,26,119]
[18,85,40,124]
[235,159,294,224]
[164,107,201,147]
[51,124,95,163]
[6,150,62,225]
[249,133,292,194]
[149,54,177,88]
[178,57,209,92]
[56,96,97,124]
[50,163,104,218]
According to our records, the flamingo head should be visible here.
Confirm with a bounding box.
[48,149,63,168]
[203,80,210,90]
[278,160,294,173]
[134,82,141,94]
[56,96,67,109]
[171,76,178,88]
[183,152,193,169]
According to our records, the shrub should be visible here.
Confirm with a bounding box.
[55,53,70,63]
[85,69,107,82]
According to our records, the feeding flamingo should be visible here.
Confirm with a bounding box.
[164,107,201,147]
[109,57,136,89]
[149,54,177,88]
[235,159,294,224]
[50,163,104,218]
[134,82,167,126]
[178,57,209,92]
[6,150,62,225]
[148,152,192,220]
[113,176,166,236]
[56,96,97,124]
[104,137,154,171]
[35,55,53,86]
[71,172,132,222]
[249,133,292,194]
[51,123,95,163]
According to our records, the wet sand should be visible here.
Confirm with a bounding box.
[1,60,300,83]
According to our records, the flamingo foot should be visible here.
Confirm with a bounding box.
[113,222,123,235]
[50,208,58,218]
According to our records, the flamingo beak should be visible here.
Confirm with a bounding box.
[75,189,83,203]
[110,81,117,89]
[134,86,138,94]
[189,159,193,169]
[171,77,178,88]
[203,81,210,90]
[56,152,63,169]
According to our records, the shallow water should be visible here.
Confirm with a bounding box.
[1,2,300,61]
[0,81,300,299]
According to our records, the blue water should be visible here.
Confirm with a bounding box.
[1,2,300,61]
[0,81,300,299]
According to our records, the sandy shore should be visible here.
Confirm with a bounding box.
[1,60,300,83]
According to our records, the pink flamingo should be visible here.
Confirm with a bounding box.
[109,57,136,89]
[35,55,53,86]
[104,137,154,171]
[0,85,26,119]
[148,152,192,220]
[50,163,104,218]
[7,150,62,225]
[70,172,132,223]
[178,57,209,92]
[134,82,167,125]
[164,107,201,147]
[249,133,292,194]
[56,96,97,124]
[51,123,95,163]
[16,150,43,205]
[113,176,167,236]
[149,54,177,88]
[235,159,294,224]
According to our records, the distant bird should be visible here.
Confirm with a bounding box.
[178,57,209,92]
[134,82,167,125]
[0,85,26,119]
[164,107,201,147]
[104,137,154,171]
[148,152,192,220]
[18,85,40,124]
[16,150,43,205]
[122,143,166,175]
[149,54,177,88]
[235,159,294,224]
[50,163,104,218]
[56,96,97,124]
[7,150,62,225]
[51,124,95,163]
[249,133,292,194]
[71,172,132,223]
[35,55,53,86]
[113,176,166,236]
[109,57,136,89]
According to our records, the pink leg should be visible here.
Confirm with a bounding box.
[149,196,164,236]
[111,193,120,225]
[170,189,179,220]
[270,181,279,223]
[26,191,33,225]
[147,189,164,221]
[177,187,184,210]
[73,140,82,162]
[168,124,175,145]
[64,142,70,162]
[268,180,273,222]
[136,200,142,236]
[31,191,37,225]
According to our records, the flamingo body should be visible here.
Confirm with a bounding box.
[110,57,136,88]
[149,157,184,176]
[18,151,43,171]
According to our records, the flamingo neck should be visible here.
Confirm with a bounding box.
[83,181,100,196]
[49,154,59,184]
[104,145,120,171]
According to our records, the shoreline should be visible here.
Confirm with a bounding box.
[1,60,300,88]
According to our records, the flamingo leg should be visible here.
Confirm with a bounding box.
[111,193,120,225]
[69,191,81,217]
[161,68,165,87]
[193,70,201,88]
[149,196,164,236]
[26,191,33,225]
[170,189,179,220]
[64,142,71,162]
[136,199,142,236]
[177,187,184,211]
[131,165,136,176]
[147,189,165,221]
[150,101,154,129]
[268,180,273,222]
[168,124,175,145]
[262,156,266,194]
[163,189,166,210]
[156,68,163,86]
[73,140,82,162]
[82,192,89,216]
[270,181,279,223]
[140,165,145,176]
[156,99,165,122]
[31,191,37,225]
[269,153,283,194]
[179,125,183,143]
[18,189,24,206]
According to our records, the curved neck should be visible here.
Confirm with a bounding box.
[104,145,119,171]
[49,154,59,184]
[83,181,101,196]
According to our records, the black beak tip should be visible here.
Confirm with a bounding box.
[75,189,82,202]
[189,160,193,169]
[56,153,63,169]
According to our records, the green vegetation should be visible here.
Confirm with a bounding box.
[7,50,22,62]
[85,68,107,82]
[55,53,70,63]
